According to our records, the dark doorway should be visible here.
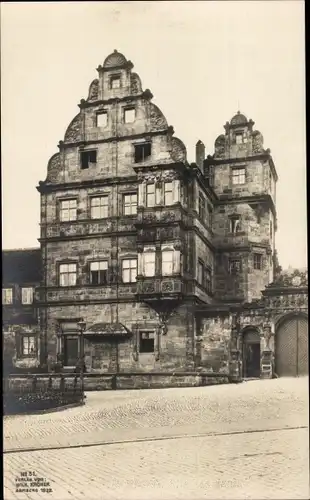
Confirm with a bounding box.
[243,330,261,378]
[63,335,79,367]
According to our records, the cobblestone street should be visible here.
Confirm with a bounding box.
[4,377,309,499]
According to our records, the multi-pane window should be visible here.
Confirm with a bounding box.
[3,288,13,305]
[144,252,156,277]
[81,150,97,169]
[60,199,77,222]
[146,184,155,207]
[90,196,109,219]
[59,263,77,287]
[162,250,174,276]
[124,108,135,123]
[22,336,36,356]
[232,168,246,185]
[90,261,108,285]
[21,287,33,305]
[229,259,241,274]
[164,182,174,205]
[139,331,155,353]
[123,193,137,215]
[110,76,120,89]
[198,261,204,285]
[206,269,212,294]
[122,259,137,283]
[134,143,151,163]
[229,217,241,233]
[199,194,205,219]
[97,112,107,128]
[253,253,263,270]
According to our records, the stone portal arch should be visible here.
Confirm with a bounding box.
[275,312,308,377]
[242,327,261,378]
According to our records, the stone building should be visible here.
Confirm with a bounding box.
[2,51,308,382]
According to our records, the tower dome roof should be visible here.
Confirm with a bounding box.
[103,50,127,68]
[230,111,248,126]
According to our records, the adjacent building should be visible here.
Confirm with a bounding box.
[2,51,308,381]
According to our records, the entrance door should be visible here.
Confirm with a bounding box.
[243,330,261,378]
[276,315,308,377]
[63,335,79,367]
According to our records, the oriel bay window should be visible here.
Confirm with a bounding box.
[60,199,77,222]
[59,263,77,286]
[122,258,137,283]
[143,250,156,277]
[164,182,173,205]
[90,261,108,284]
[146,184,155,207]
[162,249,174,276]
[90,196,109,219]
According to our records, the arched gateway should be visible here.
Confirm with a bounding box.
[275,313,308,377]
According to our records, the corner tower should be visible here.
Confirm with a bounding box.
[205,111,278,303]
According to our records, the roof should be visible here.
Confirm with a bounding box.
[230,111,248,126]
[103,50,127,69]
[2,248,41,284]
[84,322,132,338]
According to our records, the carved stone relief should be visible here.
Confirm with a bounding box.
[87,79,99,101]
[252,131,264,154]
[170,137,187,162]
[46,153,61,183]
[149,103,168,131]
[130,73,141,94]
[214,135,226,159]
[64,114,82,143]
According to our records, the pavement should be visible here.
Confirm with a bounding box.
[3,377,309,500]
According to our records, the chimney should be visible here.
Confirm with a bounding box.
[196,140,205,171]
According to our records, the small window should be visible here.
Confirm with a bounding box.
[229,259,241,274]
[164,182,173,206]
[59,263,77,287]
[124,108,135,123]
[206,268,212,294]
[123,193,137,215]
[90,196,109,219]
[146,184,155,207]
[199,194,205,219]
[139,331,155,353]
[122,259,137,283]
[81,150,97,169]
[229,217,241,233]
[2,288,13,305]
[90,261,108,285]
[134,143,151,163]
[253,253,263,270]
[97,112,107,128]
[198,261,204,285]
[22,287,33,305]
[232,168,245,185]
[162,250,174,276]
[236,133,243,145]
[110,76,120,89]
[22,336,36,356]
[144,251,156,277]
[60,199,77,222]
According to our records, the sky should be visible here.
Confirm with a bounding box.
[1,1,306,269]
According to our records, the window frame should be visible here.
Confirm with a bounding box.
[229,216,242,234]
[2,287,13,305]
[124,107,136,123]
[229,259,242,274]
[89,260,108,285]
[146,184,155,207]
[161,249,174,276]
[235,132,243,145]
[59,198,77,222]
[123,192,137,215]
[96,112,108,128]
[253,253,263,270]
[110,75,121,89]
[90,195,109,219]
[139,331,155,354]
[197,260,204,286]
[21,335,37,357]
[59,262,77,287]
[231,167,246,185]
[164,181,174,206]
[134,142,152,163]
[21,287,34,305]
[122,258,137,283]
[80,150,97,170]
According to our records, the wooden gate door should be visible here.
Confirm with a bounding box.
[276,316,308,377]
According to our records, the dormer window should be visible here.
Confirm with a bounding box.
[110,76,120,89]
[236,133,243,144]
[134,142,151,163]
[97,112,107,128]
[124,108,136,123]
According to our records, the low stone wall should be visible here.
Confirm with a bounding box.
[5,372,231,392]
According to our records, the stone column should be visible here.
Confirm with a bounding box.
[260,323,274,379]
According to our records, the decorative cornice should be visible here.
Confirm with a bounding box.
[78,90,150,109]
[37,175,138,193]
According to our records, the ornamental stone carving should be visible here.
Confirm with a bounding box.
[46,153,61,183]
[142,281,156,293]
[161,281,173,293]
[214,135,226,159]
[87,79,99,101]
[170,137,187,162]
[64,114,82,143]
[149,103,168,131]
[252,131,264,154]
[130,73,142,94]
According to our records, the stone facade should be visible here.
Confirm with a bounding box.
[3,51,308,381]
